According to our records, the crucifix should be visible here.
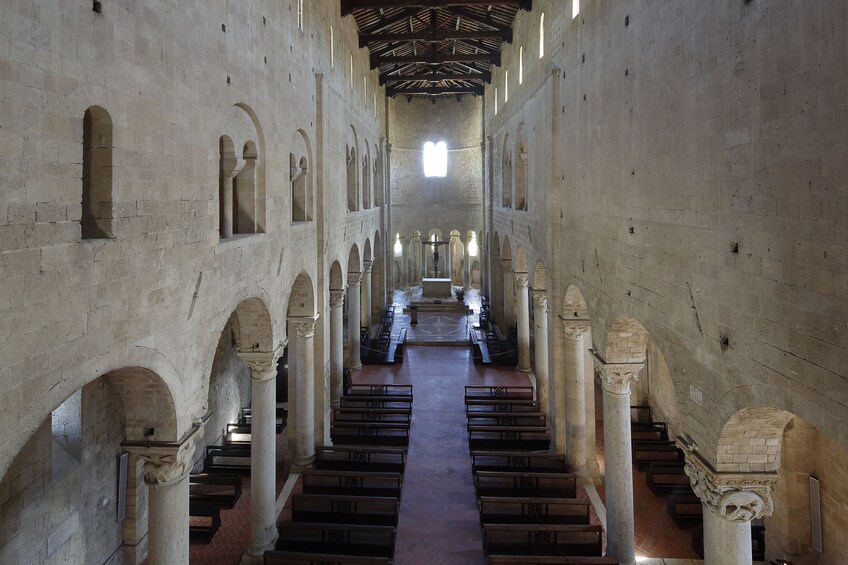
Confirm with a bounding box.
[423,239,450,278]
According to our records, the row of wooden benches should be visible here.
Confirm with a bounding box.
[264,384,414,564]
[465,386,618,565]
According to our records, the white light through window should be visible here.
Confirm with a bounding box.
[519,46,524,84]
[539,13,545,58]
[495,87,499,114]
[394,234,403,256]
[505,71,509,102]
[297,0,304,31]
[468,232,478,257]
[350,55,354,90]
[573,0,580,19]
[423,141,448,177]
[330,25,334,67]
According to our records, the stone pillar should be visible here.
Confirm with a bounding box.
[220,176,234,238]
[329,289,345,407]
[411,232,422,283]
[502,259,515,329]
[595,358,642,565]
[551,315,567,454]
[464,231,473,290]
[127,428,201,565]
[239,349,283,559]
[347,272,362,369]
[532,290,550,416]
[564,321,591,478]
[290,316,318,467]
[361,260,373,331]
[515,272,531,373]
[683,447,777,565]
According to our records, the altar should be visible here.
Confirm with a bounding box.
[422,277,452,298]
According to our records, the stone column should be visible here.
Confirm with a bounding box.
[683,447,777,565]
[551,315,567,454]
[220,176,234,238]
[532,290,550,416]
[564,321,591,478]
[361,260,373,330]
[595,358,643,565]
[239,349,283,558]
[502,259,515,329]
[515,272,531,373]
[347,272,362,369]
[124,425,203,565]
[411,232,422,283]
[290,316,318,467]
[329,289,345,408]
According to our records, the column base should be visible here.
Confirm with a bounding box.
[330,399,340,408]
[242,532,279,564]
[518,365,532,374]
[349,362,362,370]
[292,455,315,472]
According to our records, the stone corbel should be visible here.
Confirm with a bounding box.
[531,290,549,312]
[680,444,777,523]
[501,258,512,273]
[347,271,363,287]
[591,351,642,395]
[123,420,206,488]
[362,260,374,274]
[239,344,285,382]
[514,272,530,288]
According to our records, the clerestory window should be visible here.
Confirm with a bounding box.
[423,141,448,177]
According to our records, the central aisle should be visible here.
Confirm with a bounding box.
[355,345,527,565]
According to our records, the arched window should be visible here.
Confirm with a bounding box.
[519,46,524,85]
[515,126,528,211]
[423,141,448,177]
[504,70,509,102]
[291,154,309,222]
[573,0,580,19]
[362,153,371,209]
[350,54,354,91]
[501,135,512,208]
[297,0,304,31]
[346,145,357,211]
[539,13,545,58]
[330,25,334,67]
[82,106,113,239]
[494,87,499,115]
[234,141,258,234]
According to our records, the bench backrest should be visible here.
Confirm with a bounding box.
[479,497,590,525]
[263,550,391,564]
[276,523,396,559]
[315,446,406,473]
[465,385,535,401]
[482,524,603,556]
[475,471,577,498]
[471,452,567,474]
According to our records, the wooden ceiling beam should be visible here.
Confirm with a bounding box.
[360,29,511,48]
[343,0,531,16]
[386,84,485,97]
[372,52,500,69]
[380,70,491,85]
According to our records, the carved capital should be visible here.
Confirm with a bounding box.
[532,290,548,312]
[514,272,529,288]
[501,258,512,272]
[347,272,362,287]
[682,447,776,523]
[238,347,283,382]
[289,315,318,339]
[329,289,345,309]
[562,319,591,341]
[125,425,204,487]
[593,357,642,395]
[362,260,373,274]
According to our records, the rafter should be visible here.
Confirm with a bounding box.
[360,29,510,48]
[386,84,484,97]
[359,8,420,36]
[380,70,492,85]
[371,52,500,69]
[342,0,531,17]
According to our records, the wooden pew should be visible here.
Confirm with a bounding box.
[467,412,547,428]
[204,444,251,474]
[465,385,535,403]
[224,423,251,447]
[645,462,690,495]
[314,446,407,474]
[629,404,652,422]
[346,384,413,402]
[340,396,413,411]
[241,406,287,433]
[333,407,412,425]
[291,494,399,527]
[666,490,703,528]
[330,422,411,448]
[479,497,591,525]
[275,523,396,560]
[301,469,403,499]
[631,440,684,470]
[189,473,242,508]
[631,421,668,441]
[471,451,568,474]
[487,557,618,565]
[189,501,221,543]
[468,425,550,452]
[474,471,577,499]
[264,550,391,564]
[482,524,603,557]
[466,401,542,414]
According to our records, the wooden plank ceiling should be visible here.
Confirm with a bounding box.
[341,1,531,97]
